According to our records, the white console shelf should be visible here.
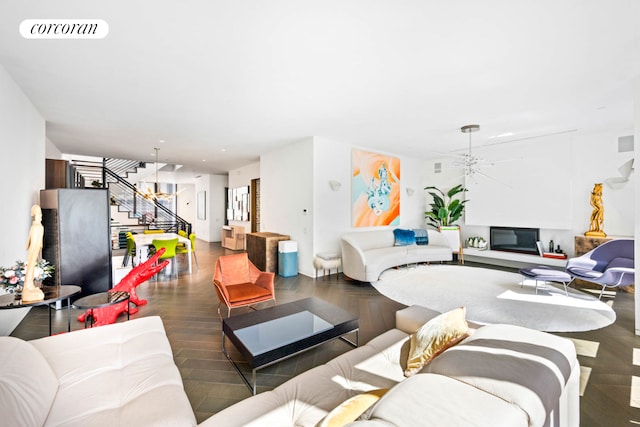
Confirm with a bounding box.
[464,248,567,268]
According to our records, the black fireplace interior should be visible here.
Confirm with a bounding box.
[490,226,540,255]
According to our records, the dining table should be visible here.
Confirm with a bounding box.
[131,232,192,274]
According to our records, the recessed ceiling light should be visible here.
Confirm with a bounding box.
[221,148,226,152]
[489,132,514,139]
[159,139,165,143]
[202,159,206,162]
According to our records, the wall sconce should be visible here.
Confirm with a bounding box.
[329,180,342,192]
[406,187,415,196]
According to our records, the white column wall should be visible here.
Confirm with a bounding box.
[194,174,227,242]
[634,76,640,335]
[0,65,46,335]
[260,139,314,276]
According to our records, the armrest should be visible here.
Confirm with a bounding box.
[599,267,635,286]
[255,272,275,293]
[212,279,231,301]
[395,305,442,334]
[566,255,599,271]
[341,237,367,280]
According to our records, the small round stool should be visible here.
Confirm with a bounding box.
[519,265,572,296]
[313,253,341,280]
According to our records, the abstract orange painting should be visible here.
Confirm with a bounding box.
[352,149,400,227]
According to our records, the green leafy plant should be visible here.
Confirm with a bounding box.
[424,184,468,228]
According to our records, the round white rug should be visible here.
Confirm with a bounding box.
[373,264,616,332]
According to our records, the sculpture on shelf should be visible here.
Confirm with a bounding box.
[22,205,45,302]
[585,183,606,238]
[77,248,169,326]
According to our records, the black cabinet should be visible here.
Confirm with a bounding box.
[40,189,112,298]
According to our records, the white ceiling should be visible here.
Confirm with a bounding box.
[1,1,638,175]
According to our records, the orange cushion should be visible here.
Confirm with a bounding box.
[219,255,251,286]
[226,283,272,303]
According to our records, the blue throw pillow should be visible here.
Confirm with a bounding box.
[393,229,416,246]
[413,229,429,246]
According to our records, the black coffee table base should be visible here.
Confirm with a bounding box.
[222,297,359,395]
[223,328,358,395]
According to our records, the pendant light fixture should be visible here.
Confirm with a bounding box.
[452,124,494,180]
[139,147,178,201]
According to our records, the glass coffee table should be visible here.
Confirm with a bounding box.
[222,297,359,395]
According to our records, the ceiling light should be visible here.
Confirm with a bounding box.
[451,124,495,181]
[138,147,180,201]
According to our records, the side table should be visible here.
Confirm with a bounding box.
[0,285,81,336]
[246,232,290,272]
[73,291,130,328]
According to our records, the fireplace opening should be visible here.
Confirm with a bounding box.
[490,226,540,255]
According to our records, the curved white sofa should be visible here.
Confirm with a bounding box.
[341,229,453,282]
[204,305,580,427]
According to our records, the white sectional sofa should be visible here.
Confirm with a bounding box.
[341,229,453,282]
[205,305,580,427]
[1,307,580,427]
[0,316,197,427]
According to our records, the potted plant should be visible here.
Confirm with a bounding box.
[424,184,468,229]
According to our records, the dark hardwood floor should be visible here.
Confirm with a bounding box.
[10,241,640,426]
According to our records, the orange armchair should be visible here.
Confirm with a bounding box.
[212,253,276,319]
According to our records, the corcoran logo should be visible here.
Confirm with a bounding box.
[20,19,109,39]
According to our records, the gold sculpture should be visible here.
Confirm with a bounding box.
[22,204,45,301]
[585,183,606,238]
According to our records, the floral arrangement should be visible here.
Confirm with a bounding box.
[0,259,55,288]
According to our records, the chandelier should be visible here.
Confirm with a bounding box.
[138,148,178,201]
[451,124,494,180]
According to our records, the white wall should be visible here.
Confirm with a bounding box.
[465,132,573,229]
[194,174,227,242]
[0,64,46,334]
[261,139,314,276]
[572,129,635,239]
[228,161,260,233]
[260,137,431,277]
[176,183,196,226]
[313,137,425,253]
[45,138,62,159]
[424,128,635,257]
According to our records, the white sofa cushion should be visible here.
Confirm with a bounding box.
[200,329,411,427]
[30,316,196,427]
[351,373,529,427]
[423,324,578,427]
[0,336,59,427]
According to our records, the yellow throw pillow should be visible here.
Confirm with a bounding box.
[404,306,469,377]
[317,388,389,427]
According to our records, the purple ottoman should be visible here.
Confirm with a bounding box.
[519,265,572,296]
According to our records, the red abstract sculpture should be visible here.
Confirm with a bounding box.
[77,248,169,327]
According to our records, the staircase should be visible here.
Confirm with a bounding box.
[67,158,192,247]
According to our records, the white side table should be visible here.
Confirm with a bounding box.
[313,253,341,280]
